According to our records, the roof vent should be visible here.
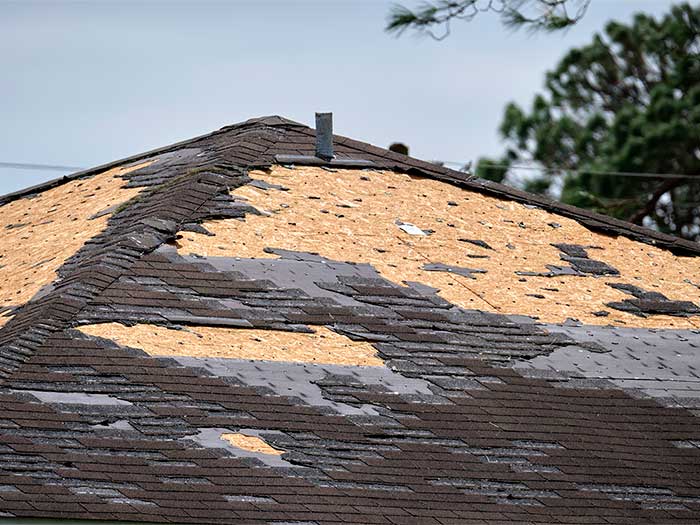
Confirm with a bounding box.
[315,112,334,160]
[273,112,375,168]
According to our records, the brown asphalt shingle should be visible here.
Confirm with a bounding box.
[0,116,699,524]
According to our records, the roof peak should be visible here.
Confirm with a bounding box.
[220,115,308,131]
[1,114,699,256]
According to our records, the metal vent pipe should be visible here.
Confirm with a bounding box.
[315,112,333,160]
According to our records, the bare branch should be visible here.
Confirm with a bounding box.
[386,0,591,37]
[628,178,687,225]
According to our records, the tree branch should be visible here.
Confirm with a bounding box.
[628,177,687,225]
[385,0,591,37]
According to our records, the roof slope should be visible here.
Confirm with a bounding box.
[0,116,699,524]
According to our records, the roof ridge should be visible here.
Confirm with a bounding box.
[2,115,698,255]
[0,116,303,206]
[218,115,307,130]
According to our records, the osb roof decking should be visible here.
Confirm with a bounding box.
[0,115,700,524]
[177,166,699,328]
[0,163,147,309]
[78,322,383,366]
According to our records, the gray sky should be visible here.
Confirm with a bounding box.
[0,0,678,195]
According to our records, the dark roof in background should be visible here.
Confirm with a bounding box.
[0,116,699,524]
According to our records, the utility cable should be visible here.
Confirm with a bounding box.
[0,161,84,172]
[438,160,698,180]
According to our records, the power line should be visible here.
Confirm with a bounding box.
[439,160,699,180]
[0,161,84,172]
[1,157,697,181]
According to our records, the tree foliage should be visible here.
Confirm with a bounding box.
[479,3,700,239]
[386,0,591,39]
[474,156,509,183]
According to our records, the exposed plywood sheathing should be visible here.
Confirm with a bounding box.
[0,163,149,307]
[220,433,283,455]
[78,322,384,366]
[176,166,700,328]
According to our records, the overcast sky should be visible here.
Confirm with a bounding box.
[0,0,679,194]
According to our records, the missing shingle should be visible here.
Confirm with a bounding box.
[576,483,700,509]
[77,322,383,366]
[317,480,413,493]
[13,390,133,406]
[429,478,559,501]
[225,495,277,503]
[108,497,157,507]
[220,433,284,456]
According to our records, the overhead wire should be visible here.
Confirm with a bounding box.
[437,160,699,179]
[0,161,84,172]
[0,158,697,180]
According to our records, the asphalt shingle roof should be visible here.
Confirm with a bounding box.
[0,116,700,524]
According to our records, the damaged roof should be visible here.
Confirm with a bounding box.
[1,115,700,524]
